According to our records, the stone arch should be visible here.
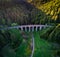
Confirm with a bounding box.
[25,27,27,31]
[37,26,40,31]
[26,27,29,31]
[30,27,32,31]
[41,26,44,30]
[19,28,21,30]
[34,26,36,31]
[23,27,25,31]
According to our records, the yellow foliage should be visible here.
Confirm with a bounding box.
[33,0,60,21]
[58,24,60,26]
[52,16,55,20]
[25,46,31,56]
[55,15,58,20]
[58,8,60,13]
[52,15,58,20]
[46,10,51,15]
[50,10,54,15]
[44,10,47,12]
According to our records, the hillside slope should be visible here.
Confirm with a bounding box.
[0,0,34,25]
[0,0,60,25]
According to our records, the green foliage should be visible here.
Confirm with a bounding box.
[40,24,60,57]
[48,24,60,44]
[0,0,60,57]
[40,24,60,44]
[33,31,54,57]
[11,23,18,26]
[40,26,55,40]
[0,29,32,57]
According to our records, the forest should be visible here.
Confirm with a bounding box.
[0,0,60,57]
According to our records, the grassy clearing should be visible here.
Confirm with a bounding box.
[33,31,54,57]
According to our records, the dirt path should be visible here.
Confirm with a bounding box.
[30,34,35,57]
